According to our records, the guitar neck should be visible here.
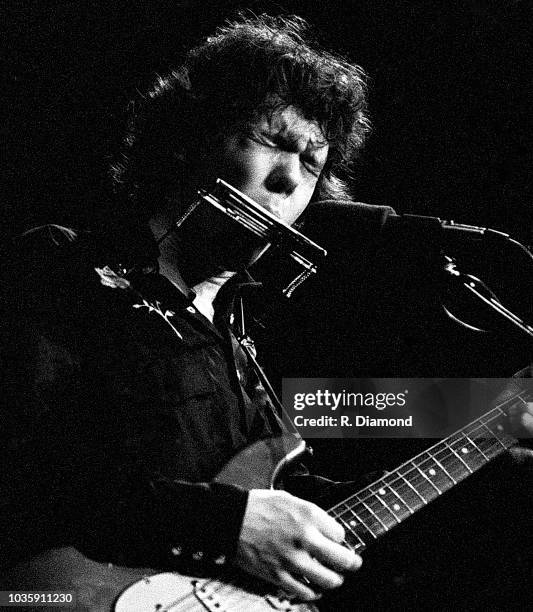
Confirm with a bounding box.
[329,392,526,552]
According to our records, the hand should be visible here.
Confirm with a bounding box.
[235,489,362,601]
[508,398,533,436]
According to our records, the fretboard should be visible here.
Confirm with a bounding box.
[328,391,527,552]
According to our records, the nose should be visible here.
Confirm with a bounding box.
[264,152,300,197]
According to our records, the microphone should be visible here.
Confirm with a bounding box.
[307,200,532,262]
[384,212,531,255]
[305,200,532,341]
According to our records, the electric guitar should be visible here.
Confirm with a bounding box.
[4,386,530,611]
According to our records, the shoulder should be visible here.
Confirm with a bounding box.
[1,224,111,318]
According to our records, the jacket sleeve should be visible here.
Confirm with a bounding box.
[0,234,248,572]
[2,321,249,571]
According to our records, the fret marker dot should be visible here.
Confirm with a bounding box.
[496,425,504,432]
[349,520,357,527]
[428,468,436,476]
[461,447,468,454]
[393,503,401,511]
[378,488,386,496]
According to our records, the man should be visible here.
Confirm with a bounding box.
[2,12,532,611]
[1,13,369,605]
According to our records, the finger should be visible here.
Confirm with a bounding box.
[510,405,533,434]
[276,569,321,602]
[311,508,345,543]
[508,404,529,433]
[509,401,533,417]
[521,411,533,434]
[306,532,362,573]
[286,551,344,591]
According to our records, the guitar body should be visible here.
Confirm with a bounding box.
[4,383,523,612]
[2,435,318,611]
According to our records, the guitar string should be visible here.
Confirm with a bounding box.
[332,428,506,529]
[157,585,212,612]
[205,574,310,612]
[165,412,512,610]
[327,400,521,531]
[329,410,510,529]
[167,574,251,612]
[164,573,300,612]
[161,391,528,610]
[165,430,510,610]
[329,426,512,546]
[329,391,526,518]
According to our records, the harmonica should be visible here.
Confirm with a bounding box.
[177,178,327,297]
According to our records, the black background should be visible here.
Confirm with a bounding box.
[4,0,532,417]
[3,3,533,604]
[4,0,532,239]
[4,1,532,390]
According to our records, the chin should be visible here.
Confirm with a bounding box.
[216,242,269,272]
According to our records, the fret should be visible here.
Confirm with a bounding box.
[395,466,438,506]
[381,475,415,515]
[478,413,515,449]
[366,486,401,526]
[463,434,489,461]
[338,504,380,539]
[364,492,401,531]
[358,497,389,534]
[397,469,428,505]
[439,445,474,482]
[458,411,515,466]
[478,425,507,450]
[324,389,524,552]
[427,451,457,485]
[410,461,442,497]
[343,504,375,537]
[365,482,411,523]
[493,406,507,419]
[501,392,531,419]
[345,535,366,553]
[443,440,473,475]
[384,462,435,511]
[473,436,509,460]
[446,433,489,471]
[335,512,366,552]
[439,448,471,484]
[345,507,379,540]
[416,452,455,494]
[463,411,499,440]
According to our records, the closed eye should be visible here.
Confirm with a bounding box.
[242,129,276,147]
[301,156,323,177]
[242,129,324,176]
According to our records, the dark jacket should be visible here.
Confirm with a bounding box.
[0,226,280,571]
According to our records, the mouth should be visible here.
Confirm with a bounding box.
[243,196,283,220]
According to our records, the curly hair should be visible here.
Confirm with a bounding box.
[111,13,370,217]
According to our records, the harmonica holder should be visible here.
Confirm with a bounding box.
[174,178,327,297]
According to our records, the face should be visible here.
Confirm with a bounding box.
[218,105,329,226]
[156,106,329,282]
